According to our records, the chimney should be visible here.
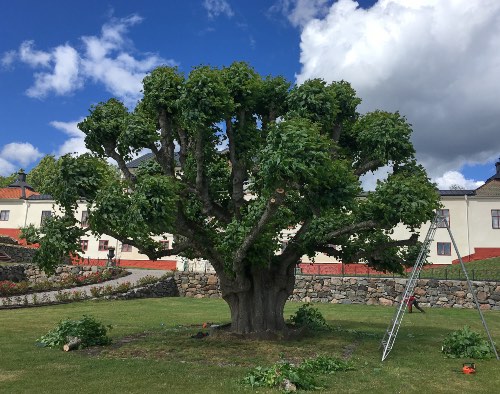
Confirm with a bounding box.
[18,169,26,199]
[496,159,500,175]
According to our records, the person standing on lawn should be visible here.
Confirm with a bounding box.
[407,294,425,313]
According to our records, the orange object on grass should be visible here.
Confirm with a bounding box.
[462,363,476,374]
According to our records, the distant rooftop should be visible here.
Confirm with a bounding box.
[126,152,154,168]
[438,190,475,196]
[126,152,180,168]
[0,170,38,199]
[27,194,54,200]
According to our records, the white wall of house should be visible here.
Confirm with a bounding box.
[0,197,181,269]
[2,183,500,269]
[0,200,27,229]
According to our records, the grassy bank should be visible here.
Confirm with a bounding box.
[0,298,499,393]
[419,257,500,281]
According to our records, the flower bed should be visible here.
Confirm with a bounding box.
[0,268,129,296]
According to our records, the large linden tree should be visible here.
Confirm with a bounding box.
[31,62,439,335]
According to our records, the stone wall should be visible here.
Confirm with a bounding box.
[171,273,500,310]
[110,276,179,300]
[0,264,27,282]
[291,277,500,310]
[0,244,37,263]
[0,236,19,245]
[173,272,221,298]
[0,264,119,284]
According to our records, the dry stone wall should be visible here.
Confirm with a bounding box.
[172,273,500,310]
[291,276,500,310]
[174,272,221,298]
[108,276,179,300]
[0,244,36,263]
[0,264,27,282]
[1,264,115,284]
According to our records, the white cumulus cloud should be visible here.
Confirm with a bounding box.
[81,15,172,106]
[270,0,329,27]
[0,157,17,176]
[295,0,500,184]
[1,50,17,68]
[4,15,175,107]
[434,171,484,190]
[0,142,43,168]
[50,120,88,156]
[18,41,52,67]
[203,0,234,19]
[26,44,82,98]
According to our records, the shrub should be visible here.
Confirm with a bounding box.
[89,286,102,297]
[101,284,115,296]
[37,315,112,349]
[442,326,494,359]
[0,280,30,296]
[300,355,354,374]
[59,274,78,287]
[30,279,53,291]
[54,291,72,302]
[113,281,131,293]
[243,355,353,391]
[289,303,331,331]
[0,281,15,296]
[70,290,86,301]
[136,275,161,287]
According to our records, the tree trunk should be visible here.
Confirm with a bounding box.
[220,264,296,335]
[63,336,82,351]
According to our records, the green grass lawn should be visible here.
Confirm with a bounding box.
[419,257,500,281]
[1,298,499,393]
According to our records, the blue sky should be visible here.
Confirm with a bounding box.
[1,0,499,190]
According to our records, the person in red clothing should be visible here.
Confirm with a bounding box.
[407,294,425,313]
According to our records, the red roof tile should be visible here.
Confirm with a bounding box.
[0,188,39,199]
[0,228,38,247]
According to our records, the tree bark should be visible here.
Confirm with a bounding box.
[220,264,296,335]
[63,336,82,351]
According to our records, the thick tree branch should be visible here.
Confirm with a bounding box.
[173,204,226,274]
[226,118,246,218]
[103,144,136,184]
[176,127,188,170]
[332,124,342,142]
[157,109,175,176]
[325,220,378,240]
[192,130,230,224]
[354,159,383,176]
[350,233,419,262]
[100,226,191,260]
[278,218,313,274]
[233,190,286,271]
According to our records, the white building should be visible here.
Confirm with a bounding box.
[1,161,500,272]
[0,170,177,270]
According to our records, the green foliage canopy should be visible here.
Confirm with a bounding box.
[30,61,439,279]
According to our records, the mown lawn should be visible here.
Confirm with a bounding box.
[1,298,499,393]
[419,257,500,281]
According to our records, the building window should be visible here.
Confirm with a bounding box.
[98,240,109,251]
[80,240,89,252]
[121,243,133,252]
[437,209,449,228]
[0,210,9,221]
[437,242,451,256]
[492,210,500,229]
[40,211,52,225]
[160,240,170,250]
[81,211,89,227]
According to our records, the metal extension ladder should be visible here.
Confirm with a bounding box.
[381,213,499,361]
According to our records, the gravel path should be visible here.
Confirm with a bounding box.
[1,268,169,306]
